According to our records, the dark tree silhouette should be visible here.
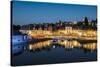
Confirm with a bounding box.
[84,17,89,26]
[12,25,21,32]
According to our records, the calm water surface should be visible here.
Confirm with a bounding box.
[11,39,97,66]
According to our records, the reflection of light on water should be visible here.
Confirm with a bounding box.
[58,40,81,48]
[53,45,55,48]
[28,39,97,51]
[83,43,97,50]
[29,45,32,50]
[29,40,52,50]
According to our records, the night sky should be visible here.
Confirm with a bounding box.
[12,1,97,25]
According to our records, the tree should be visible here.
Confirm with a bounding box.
[12,25,21,32]
[84,17,89,26]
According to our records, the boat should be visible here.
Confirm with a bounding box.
[12,31,29,44]
[11,32,29,55]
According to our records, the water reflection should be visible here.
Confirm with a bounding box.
[12,39,97,56]
[29,40,52,51]
[58,40,81,48]
[12,39,97,66]
[83,43,96,50]
[28,39,97,52]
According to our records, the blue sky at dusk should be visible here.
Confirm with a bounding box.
[12,1,97,25]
